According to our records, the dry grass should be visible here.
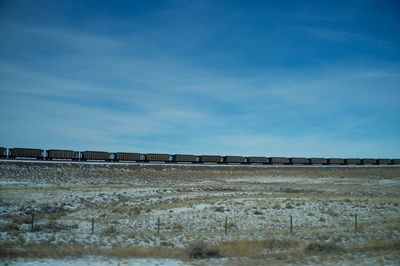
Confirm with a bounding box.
[0,223,19,236]
[0,239,299,259]
[186,241,220,259]
[0,243,186,260]
[347,239,400,252]
[219,240,264,257]
[172,223,184,231]
[218,239,299,257]
[105,246,184,259]
[102,225,118,236]
[305,242,342,254]
[1,237,399,263]
[11,215,31,225]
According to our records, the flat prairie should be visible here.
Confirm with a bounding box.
[1,161,399,265]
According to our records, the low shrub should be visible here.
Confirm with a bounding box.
[187,241,220,259]
[305,242,342,253]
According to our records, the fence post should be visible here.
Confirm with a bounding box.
[92,217,94,234]
[157,217,160,236]
[31,214,34,231]
[225,216,228,235]
[354,214,358,232]
[289,215,293,234]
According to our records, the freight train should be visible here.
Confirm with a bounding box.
[0,147,399,165]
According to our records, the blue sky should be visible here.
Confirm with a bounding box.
[0,0,399,157]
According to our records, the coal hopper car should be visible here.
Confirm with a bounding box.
[200,155,223,164]
[269,157,289,164]
[308,158,328,165]
[224,156,246,164]
[173,154,197,163]
[246,156,268,164]
[145,153,172,163]
[81,151,112,161]
[0,147,6,158]
[114,152,142,162]
[9,148,44,159]
[289,157,308,165]
[361,158,376,165]
[327,158,345,165]
[47,149,78,160]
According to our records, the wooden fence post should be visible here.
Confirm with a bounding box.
[157,217,160,236]
[31,214,34,231]
[354,214,358,232]
[289,215,293,234]
[92,217,94,234]
[225,216,228,235]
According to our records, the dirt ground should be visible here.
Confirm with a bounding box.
[1,161,399,265]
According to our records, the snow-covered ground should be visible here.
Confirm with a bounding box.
[1,161,399,265]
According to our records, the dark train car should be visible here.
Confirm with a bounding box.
[10,148,43,159]
[289,157,308,165]
[327,158,345,165]
[146,153,172,162]
[224,156,246,164]
[345,158,361,165]
[308,158,327,165]
[82,151,111,161]
[377,158,391,165]
[246,156,268,164]
[114,152,141,162]
[392,159,400,165]
[200,155,223,163]
[173,154,196,163]
[47,149,78,160]
[0,147,6,158]
[269,157,289,164]
[361,158,376,165]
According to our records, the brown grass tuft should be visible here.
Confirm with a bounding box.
[305,242,342,253]
[103,225,117,236]
[11,215,31,224]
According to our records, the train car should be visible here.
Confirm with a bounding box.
[246,156,268,164]
[81,151,111,161]
[0,147,6,158]
[224,156,246,164]
[345,158,361,165]
[327,158,345,165]
[269,157,289,164]
[114,152,141,162]
[200,155,223,163]
[173,154,196,163]
[289,157,308,165]
[308,158,327,165]
[47,149,78,160]
[377,158,391,165]
[10,148,44,159]
[361,158,376,165]
[392,159,400,165]
[146,153,172,162]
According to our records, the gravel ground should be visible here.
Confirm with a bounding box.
[1,161,399,265]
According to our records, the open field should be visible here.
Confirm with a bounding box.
[1,161,400,265]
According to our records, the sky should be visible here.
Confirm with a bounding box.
[0,0,399,158]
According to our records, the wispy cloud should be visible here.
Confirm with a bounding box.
[214,133,400,158]
[288,26,393,47]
